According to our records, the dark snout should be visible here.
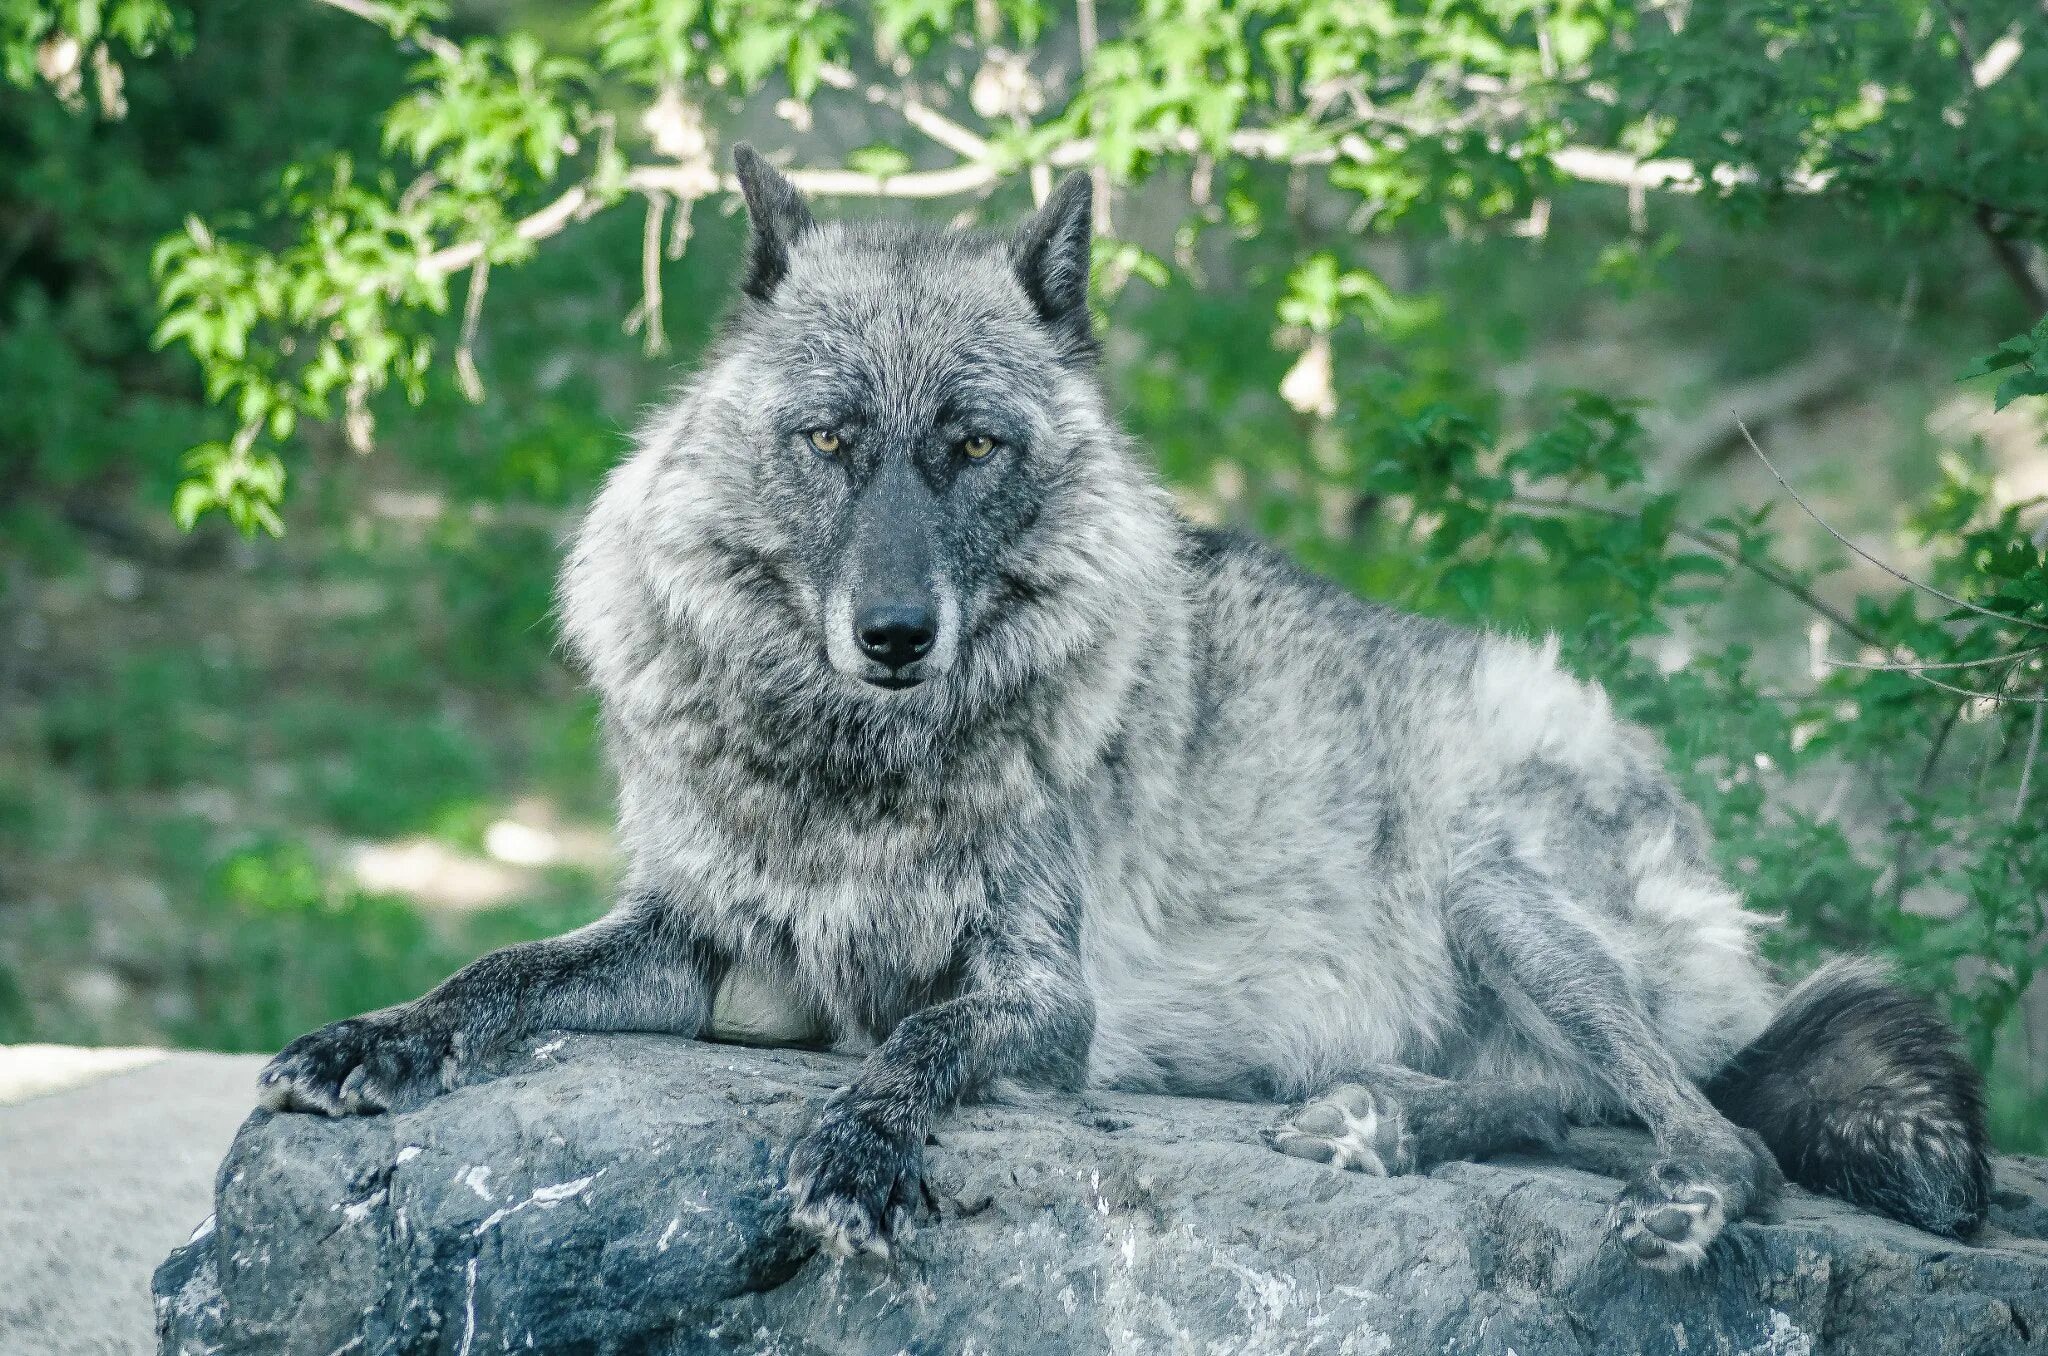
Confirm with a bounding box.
[855,602,936,672]
[838,462,948,691]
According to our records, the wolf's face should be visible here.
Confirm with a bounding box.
[711,150,1100,697]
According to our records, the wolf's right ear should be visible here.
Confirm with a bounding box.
[1011,171,1095,355]
[732,144,815,301]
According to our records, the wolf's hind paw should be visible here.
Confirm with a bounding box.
[1608,1165,1728,1271]
[1609,1129,1780,1270]
[1264,1085,1416,1177]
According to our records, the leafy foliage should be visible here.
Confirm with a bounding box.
[2,0,2046,1142]
[1968,315,2048,410]
[2,0,181,109]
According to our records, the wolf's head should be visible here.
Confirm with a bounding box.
[710,146,1107,695]
[565,147,1174,764]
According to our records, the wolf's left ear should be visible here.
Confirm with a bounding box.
[732,144,815,301]
[1011,171,1095,354]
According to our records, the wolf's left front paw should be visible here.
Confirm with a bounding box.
[783,1094,922,1260]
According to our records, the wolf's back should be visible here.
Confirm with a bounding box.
[1705,958,1990,1237]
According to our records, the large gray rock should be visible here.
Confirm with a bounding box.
[156,1034,2048,1355]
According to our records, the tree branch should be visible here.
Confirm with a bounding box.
[420,184,595,277]
[1890,670,2048,705]
[309,0,460,62]
[815,63,992,162]
[1975,204,2048,314]
[1549,145,1833,195]
[1738,418,2048,637]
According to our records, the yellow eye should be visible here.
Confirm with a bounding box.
[962,434,996,460]
[808,429,841,455]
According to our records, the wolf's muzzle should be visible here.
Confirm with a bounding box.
[854,601,937,687]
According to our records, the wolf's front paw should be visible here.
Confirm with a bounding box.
[783,1094,922,1260]
[1264,1084,1417,1176]
[257,1007,462,1116]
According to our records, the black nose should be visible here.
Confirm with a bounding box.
[854,603,937,669]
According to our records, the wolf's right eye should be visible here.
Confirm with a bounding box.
[807,429,842,456]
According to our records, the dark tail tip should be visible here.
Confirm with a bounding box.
[1706,959,1990,1238]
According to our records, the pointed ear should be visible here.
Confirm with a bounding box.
[1011,171,1095,352]
[732,144,815,301]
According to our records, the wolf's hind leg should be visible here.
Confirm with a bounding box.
[1265,1066,1567,1176]
[1450,849,1782,1271]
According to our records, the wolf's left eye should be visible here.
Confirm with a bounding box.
[808,429,842,456]
[961,434,997,461]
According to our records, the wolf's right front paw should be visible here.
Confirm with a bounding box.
[782,1096,922,1260]
[257,1008,460,1116]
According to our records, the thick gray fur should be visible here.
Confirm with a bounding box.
[258,147,1990,1271]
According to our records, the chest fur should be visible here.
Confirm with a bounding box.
[605,621,1142,1038]
[717,845,986,1041]
[615,715,1048,1041]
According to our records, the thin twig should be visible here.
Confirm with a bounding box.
[1824,646,2047,674]
[1737,417,2048,636]
[1898,671,2048,704]
[816,62,993,161]
[902,101,993,160]
[1932,0,1982,78]
[1510,492,1880,644]
[422,184,592,276]
[1887,699,1964,911]
[665,192,693,260]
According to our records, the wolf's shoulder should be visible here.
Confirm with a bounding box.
[1174,523,1480,666]
[1166,524,1678,842]
[1167,523,1643,762]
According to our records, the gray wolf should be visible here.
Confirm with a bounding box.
[260,145,1990,1271]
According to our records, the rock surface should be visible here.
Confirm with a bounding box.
[156,1034,2048,1355]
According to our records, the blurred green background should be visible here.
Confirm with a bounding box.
[3,0,2046,1147]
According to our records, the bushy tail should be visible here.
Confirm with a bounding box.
[1705,959,1991,1238]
